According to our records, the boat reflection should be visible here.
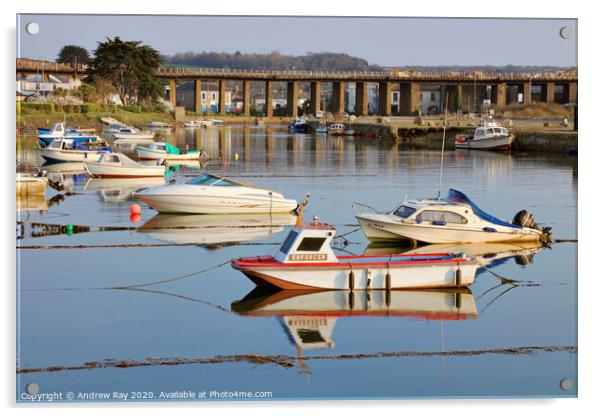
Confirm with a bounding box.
[84,177,166,204]
[232,287,477,351]
[363,241,543,269]
[138,212,297,246]
[16,193,48,212]
[41,162,88,189]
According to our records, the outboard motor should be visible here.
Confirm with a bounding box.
[512,209,553,244]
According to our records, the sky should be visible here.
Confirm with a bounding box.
[17,14,577,67]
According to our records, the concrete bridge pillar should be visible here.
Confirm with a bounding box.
[568,82,577,103]
[545,82,555,104]
[194,79,202,113]
[265,80,273,117]
[355,82,369,116]
[378,82,391,116]
[243,80,251,116]
[493,83,506,108]
[332,81,345,115]
[218,80,226,115]
[455,84,463,112]
[287,81,299,117]
[521,81,531,104]
[399,82,420,116]
[168,79,177,107]
[310,81,321,115]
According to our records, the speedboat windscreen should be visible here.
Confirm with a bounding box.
[186,174,240,187]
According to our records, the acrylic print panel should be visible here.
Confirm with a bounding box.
[16,14,577,402]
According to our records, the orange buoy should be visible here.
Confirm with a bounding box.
[130,204,141,215]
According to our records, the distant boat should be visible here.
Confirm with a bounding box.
[354,188,548,244]
[111,127,155,141]
[135,173,298,214]
[147,121,173,129]
[328,123,345,136]
[39,138,111,163]
[136,142,203,161]
[182,119,215,128]
[288,118,310,133]
[455,106,514,151]
[84,152,166,178]
[344,128,356,136]
[315,123,328,134]
[37,123,100,148]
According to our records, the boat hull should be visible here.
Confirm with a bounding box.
[112,133,155,140]
[136,193,298,214]
[455,135,514,150]
[232,256,478,290]
[356,214,541,244]
[84,162,165,178]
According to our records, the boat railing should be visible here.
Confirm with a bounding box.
[352,202,384,216]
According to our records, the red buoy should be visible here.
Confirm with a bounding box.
[130,204,141,215]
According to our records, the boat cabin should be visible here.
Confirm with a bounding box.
[474,125,509,139]
[274,222,339,264]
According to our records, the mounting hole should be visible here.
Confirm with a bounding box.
[25,382,39,394]
[25,22,40,35]
[559,378,573,391]
[559,26,570,40]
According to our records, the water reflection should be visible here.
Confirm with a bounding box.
[84,177,166,204]
[138,212,296,246]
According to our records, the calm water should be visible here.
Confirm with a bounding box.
[16,126,577,401]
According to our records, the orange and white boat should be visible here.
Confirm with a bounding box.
[231,196,479,290]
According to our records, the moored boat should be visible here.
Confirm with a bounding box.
[135,173,298,214]
[37,123,100,148]
[84,152,166,178]
[328,123,345,136]
[182,119,214,128]
[231,196,479,290]
[112,127,155,141]
[455,113,514,151]
[354,188,549,244]
[288,118,310,133]
[136,142,203,161]
[39,138,112,163]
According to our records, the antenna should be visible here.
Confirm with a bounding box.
[295,193,311,227]
[437,93,449,200]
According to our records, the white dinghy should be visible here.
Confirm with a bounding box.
[136,142,203,161]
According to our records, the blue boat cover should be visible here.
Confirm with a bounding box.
[447,189,522,229]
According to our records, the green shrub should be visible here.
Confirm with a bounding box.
[19,102,55,114]
[80,104,90,114]
[123,105,141,113]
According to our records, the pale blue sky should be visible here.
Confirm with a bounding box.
[17,14,577,67]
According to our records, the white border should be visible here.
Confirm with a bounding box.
[3,1,600,415]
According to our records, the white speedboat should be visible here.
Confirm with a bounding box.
[354,188,547,244]
[112,127,155,141]
[84,152,166,178]
[182,119,214,128]
[138,212,296,245]
[135,173,298,214]
[102,122,128,134]
[231,198,479,290]
[39,138,111,163]
[455,116,514,150]
[136,142,202,161]
[328,123,345,136]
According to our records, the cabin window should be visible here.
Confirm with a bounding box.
[417,210,467,224]
[156,145,166,151]
[493,128,502,133]
[296,237,326,252]
[280,230,299,254]
[297,329,325,344]
[392,205,417,218]
[486,128,494,134]
[104,155,120,163]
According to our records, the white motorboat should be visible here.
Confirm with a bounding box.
[39,138,111,163]
[136,142,203,161]
[354,188,548,244]
[328,123,345,136]
[37,123,99,147]
[315,123,328,134]
[147,121,173,129]
[231,196,479,290]
[102,122,128,134]
[182,119,214,128]
[455,115,514,151]
[112,127,155,141]
[84,152,166,178]
[135,173,298,214]
[138,212,296,245]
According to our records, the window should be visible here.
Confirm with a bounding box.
[104,155,120,163]
[392,205,417,218]
[296,237,326,252]
[417,210,467,224]
[212,93,216,100]
[186,174,238,186]
[431,92,436,101]
[156,145,167,151]
[201,92,206,100]
[280,230,299,253]
[493,128,502,133]
[486,128,494,134]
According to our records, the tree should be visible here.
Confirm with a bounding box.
[74,84,97,103]
[87,37,163,105]
[57,45,90,65]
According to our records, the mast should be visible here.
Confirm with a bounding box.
[437,93,449,200]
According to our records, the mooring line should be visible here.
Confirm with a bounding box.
[17,345,577,374]
[16,242,280,250]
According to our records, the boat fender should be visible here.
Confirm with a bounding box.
[455,268,462,286]
[348,270,355,290]
[432,220,446,226]
[385,272,391,291]
[348,291,355,310]
[483,227,497,232]
[366,278,371,291]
